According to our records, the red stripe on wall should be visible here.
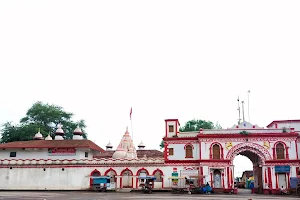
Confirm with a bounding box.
[264,169,267,183]
[227,167,230,188]
[268,167,272,189]
[275,173,278,189]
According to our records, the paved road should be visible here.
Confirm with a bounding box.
[0,191,298,200]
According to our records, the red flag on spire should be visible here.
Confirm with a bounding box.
[130,107,132,120]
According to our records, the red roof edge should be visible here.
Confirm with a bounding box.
[267,120,300,128]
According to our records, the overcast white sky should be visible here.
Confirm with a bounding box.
[0,0,299,176]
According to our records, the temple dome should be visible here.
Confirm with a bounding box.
[54,124,64,140]
[33,130,43,140]
[106,141,113,148]
[45,134,53,140]
[112,148,127,159]
[138,141,145,147]
[73,125,83,140]
[73,126,83,135]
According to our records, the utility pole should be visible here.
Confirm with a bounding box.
[241,101,245,122]
[237,97,241,124]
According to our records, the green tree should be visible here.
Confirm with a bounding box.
[159,140,164,150]
[179,119,221,132]
[1,101,87,143]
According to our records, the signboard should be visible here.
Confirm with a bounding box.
[171,172,178,177]
[48,148,76,156]
[180,170,199,177]
[275,165,290,173]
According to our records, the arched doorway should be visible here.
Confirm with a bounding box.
[120,168,133,188]
[136,168,149,188]
[226,142,272,194]
[89,169,101,189]
[105,168,117,190]
[153,169,164,188]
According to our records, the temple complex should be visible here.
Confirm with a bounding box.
[0,118,299,194]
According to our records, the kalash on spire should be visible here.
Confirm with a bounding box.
[112,127,137,159]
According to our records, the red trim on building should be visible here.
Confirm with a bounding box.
[264,169,267,184]
[164,137,198,141]
[199,142,202,160]
[222,173,224,188]
[209,142,224,159]
[197,132,298,139]
[227,167,230,188]
[200,166,203,184]
[268,167,272,189]
[210,172,213,187]
[287,173,290,189]
[296,141,299,160]
[266,119,300,128]
[165,159,230,164]
[184,143,194,150]
[165,160,200,164]
[164,142,169,161]
[275,173,278,189]
[265,159,299,164]
[230,168,233,187]
[104,168,117,175]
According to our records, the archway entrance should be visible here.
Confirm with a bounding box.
[121,169,133,188]
[226,142,272,194]
[233,151,262,194]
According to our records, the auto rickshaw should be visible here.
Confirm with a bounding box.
[138,175,156,193]
[90,176,111,192]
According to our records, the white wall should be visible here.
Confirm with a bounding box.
[167,143,199,160]
[0,148,93,160]
[0,167,91,190]
[0,165,178,190]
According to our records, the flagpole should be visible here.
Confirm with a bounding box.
[131,117,134,142]
[130,107,133,142]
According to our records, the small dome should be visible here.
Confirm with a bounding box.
[112,149,127,159]
[55,124,64,139]
[45,134,53,140]
[33,130,43,140]
[138,141,145,147]
[73,125,83,135]
[106,141,113,147]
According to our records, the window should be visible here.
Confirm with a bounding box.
[85,152,88,158]
[168,148,174,155]
[276,143,285,159]
[169,125,174,132]
[10,152,16,157]
[212,144,220,159]
[185,145,193,158]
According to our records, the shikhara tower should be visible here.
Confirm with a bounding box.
[112,127,137,159]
